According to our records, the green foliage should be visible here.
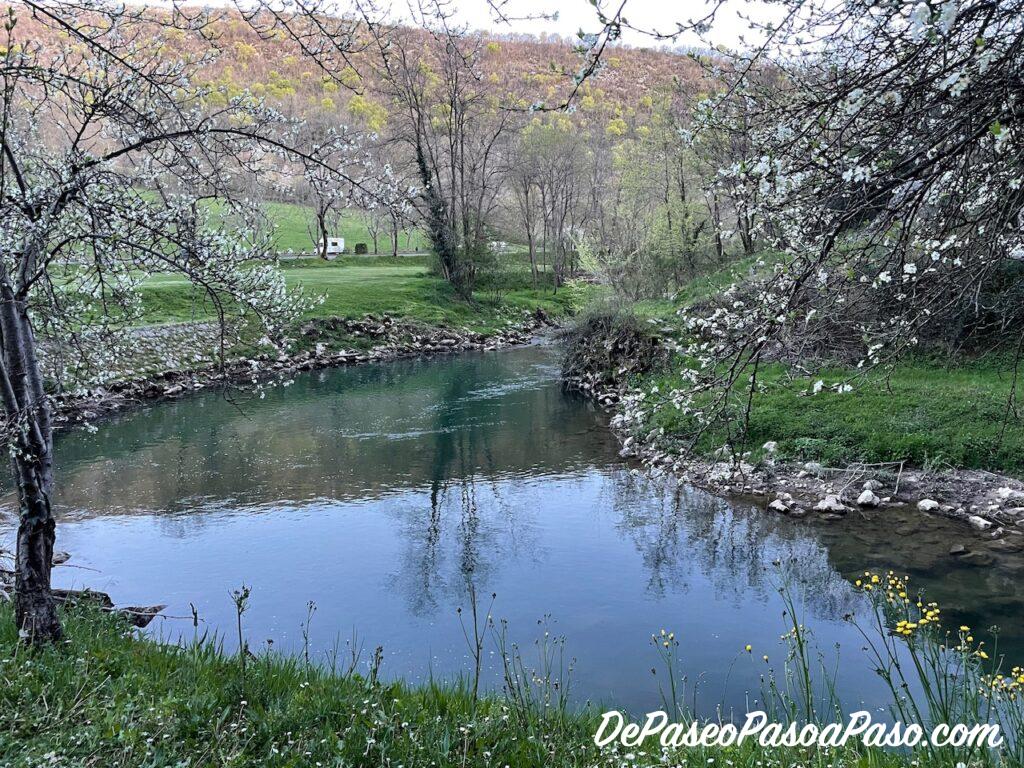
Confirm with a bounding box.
[581,134,722,301]
[354,242,368,255]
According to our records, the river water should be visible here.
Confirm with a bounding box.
[2,343,1023,715]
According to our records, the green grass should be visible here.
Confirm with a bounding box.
[138,256,576,333]
[135,200,541,331]
[133,193,430,255]
[264,201,431,254]
[644,355,1024,474]
[0,604,590,767]
[0,603,1006,768]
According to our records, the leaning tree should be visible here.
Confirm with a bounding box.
[0,0,374,642]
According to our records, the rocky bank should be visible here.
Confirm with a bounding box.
[51,310,555,428]
[562,319,1024,560]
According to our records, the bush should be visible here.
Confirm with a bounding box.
[560,306,669,389]
[354,242,368,255]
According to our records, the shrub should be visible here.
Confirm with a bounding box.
[354,242,368,255]
[561,306,669,389]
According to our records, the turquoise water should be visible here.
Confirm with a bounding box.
[3,343,1022,715]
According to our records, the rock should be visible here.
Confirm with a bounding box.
[768,499,790,514]
[857,490,881,508]
[762,441,779,454]
[803,462,825,477]
[917,499,940,512]
[949,543,969,557]
[814,495,849,514]
[996,486,1024,503]
[959,551,995,567]
[862,479,883,491]
[968,515,994,531]
[988,537,1024,554]
[52,551,71,565]
[119,604,168,628]
[820,513,845,522]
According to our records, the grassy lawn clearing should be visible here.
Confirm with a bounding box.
[138,257,576,333]
[264,201,432,254]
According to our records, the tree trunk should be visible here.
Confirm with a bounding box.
[317,211,329,260]
[527,230,538,288]
[414,135,469,297]
[15,485,60,643]
[0,289,61,643]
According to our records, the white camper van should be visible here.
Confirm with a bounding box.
[318,237,345,259]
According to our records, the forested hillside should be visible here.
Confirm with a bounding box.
[14,5,726,279]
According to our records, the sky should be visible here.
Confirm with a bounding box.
[443,0,775,50]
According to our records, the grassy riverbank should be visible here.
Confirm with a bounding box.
[0,600,1014,768]
[575,248,1024,476]
[642,354,1024,475]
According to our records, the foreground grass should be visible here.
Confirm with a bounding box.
[138,257,577,333]
[643,355,1024,475]
[0,605,589,767]
[0,604,997,768]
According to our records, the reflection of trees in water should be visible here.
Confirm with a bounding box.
[393,480,523,616]
[389,362,542,615]
[48,347,612,519]
[610,473,861,622]
[388,451,863,624]
[607,473,694,596]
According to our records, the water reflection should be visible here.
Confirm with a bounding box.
[1,344,1022,715]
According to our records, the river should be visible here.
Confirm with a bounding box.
[2,343,1023,716]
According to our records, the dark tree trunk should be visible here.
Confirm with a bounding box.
[414,135,470,297]
[15,493,60,643]
[527,231,537,287]
[317,211,329,260]
[0,286,62,643]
